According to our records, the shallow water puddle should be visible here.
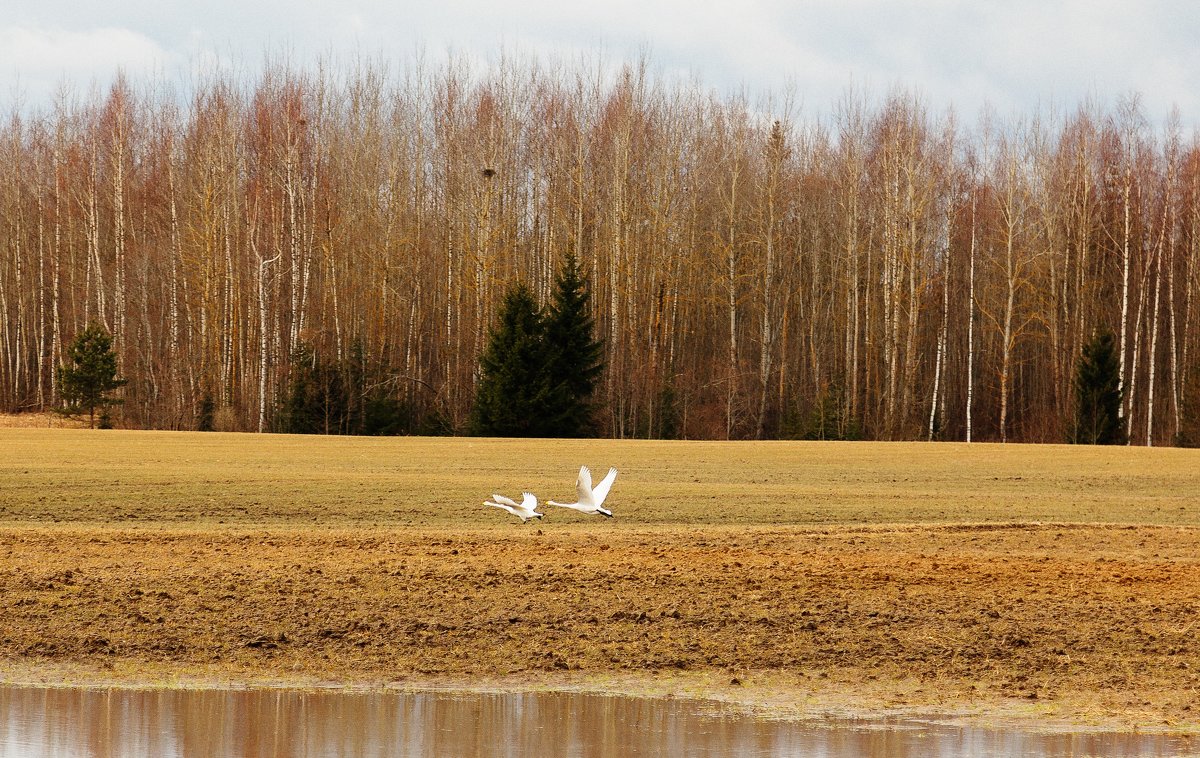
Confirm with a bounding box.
[0,686,1194,757]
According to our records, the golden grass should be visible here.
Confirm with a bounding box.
[1,428,1196,526]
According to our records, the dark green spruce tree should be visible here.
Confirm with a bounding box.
[278,343,323,434]
[278,342,353,434]
[1072,329,1126,445]
[543,252,604,437]
[196,390,216,431]
[57,323,127,429]
[276,337,418,436]
[470,283,557,436]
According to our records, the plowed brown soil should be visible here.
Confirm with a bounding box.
[3,524,1198,728]
[1,428,1198,729]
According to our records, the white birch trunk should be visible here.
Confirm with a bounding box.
[1165,128,1182,439]
[256,231,281,433]
[929,219,951,441]
[1183,181,1198,414]
[1147,241,1163,446]
[756,188,775,439]
[9,127,26,402]
[999,229,1016,444]
[35,169,47,407]
[286,133,301,354]
[1118,163,1132,425]
[167,151,181,392]
[967,194,977,443]
[86,138,106,328]
[112,105,127,357]
[50,136,62,403]
[1127,250,1151,444]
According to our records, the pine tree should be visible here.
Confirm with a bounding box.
[1072,329,1126,445]
[279,343,324,434]
[470,283,556,436]
[57,323,127,429]
[543,252,605,437]
[197,390,216,432]
[279,340,389,435]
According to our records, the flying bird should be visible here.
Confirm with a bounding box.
[548,466,617,518]
[483,492,544,523]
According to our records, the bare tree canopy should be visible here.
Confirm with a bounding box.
[0,59,1197,443]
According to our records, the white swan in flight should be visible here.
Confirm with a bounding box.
[548,466,617,518]
[484,492,543,523]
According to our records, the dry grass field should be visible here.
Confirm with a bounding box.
[1,427,1198,729]
[1,428,1196,526]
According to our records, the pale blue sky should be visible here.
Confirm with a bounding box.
[3,0,1198,126]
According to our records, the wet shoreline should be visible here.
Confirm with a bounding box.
[2,681,1197,758]
[1,662,1197,736]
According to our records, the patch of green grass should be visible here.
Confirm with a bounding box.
[0,429,1196,526]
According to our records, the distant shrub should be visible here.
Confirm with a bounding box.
[213,406,240,433]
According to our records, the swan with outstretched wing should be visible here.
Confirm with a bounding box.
[484,492,543,523]
[548,466,617,518]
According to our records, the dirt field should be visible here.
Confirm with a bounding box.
[1,428,1198,729]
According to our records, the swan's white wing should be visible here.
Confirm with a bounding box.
[576,465,595,506]
[484,501,518,517]
[520,492,539,511]
[592,467,618,507]
[491,493,519,508]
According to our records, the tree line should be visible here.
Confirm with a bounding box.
[2,55,1199,443]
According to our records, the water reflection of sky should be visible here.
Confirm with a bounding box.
[0,686,1194,758]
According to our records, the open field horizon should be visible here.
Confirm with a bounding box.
[2,428,1199,730]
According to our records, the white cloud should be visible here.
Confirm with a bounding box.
[0,25,172,104]
[2,1,1197,128]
